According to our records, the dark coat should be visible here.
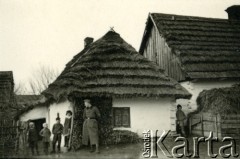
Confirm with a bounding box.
[176,109,186,127]
[52,123,63,135]
[28,128,38,142]
[40,128,51,142]
[82,106,101,145]
[63,117,72,136]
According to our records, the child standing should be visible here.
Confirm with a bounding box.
[63,110,72,148]
[27,122,39,155]
[52,116,63,153]
[39,123,51,155]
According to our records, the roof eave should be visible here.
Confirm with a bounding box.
[139,13,154,54]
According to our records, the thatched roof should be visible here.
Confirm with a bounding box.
[15,95,47,119]
[139,13,240,79]
[43,31,191,100]
[196,85,240,115]
[0,71,17,119]
[16,95,44,109]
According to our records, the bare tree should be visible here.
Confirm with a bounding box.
[29,65,59,95]
[14,82,27,95]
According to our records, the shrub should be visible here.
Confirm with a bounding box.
[105,130,141,145]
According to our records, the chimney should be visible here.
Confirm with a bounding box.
[225,5,240,21]
[84,37,94,48]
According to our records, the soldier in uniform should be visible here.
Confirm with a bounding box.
[82,99,101,153]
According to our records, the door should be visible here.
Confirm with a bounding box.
[30,118,46,140]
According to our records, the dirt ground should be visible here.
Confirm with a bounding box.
[9,136,240,159]
[17,143,142,159]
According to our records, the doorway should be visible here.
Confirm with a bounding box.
[30,118,46,140]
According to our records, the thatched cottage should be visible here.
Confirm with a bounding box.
[16,95,47,135]
[139,5,240,119]
[19,30,191,148]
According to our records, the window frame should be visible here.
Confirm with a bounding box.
[112,107,131,128]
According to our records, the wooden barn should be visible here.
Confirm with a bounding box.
[16,30,191,149]
[0,71,18,157]
[190,85,240,139]
[139,5,240,130]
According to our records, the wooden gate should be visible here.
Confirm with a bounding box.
[0,119,18,158]
[189,112,240,140]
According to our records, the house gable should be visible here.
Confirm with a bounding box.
[140,14,186,81]
[43,30,191,100]
[140,13,240,81]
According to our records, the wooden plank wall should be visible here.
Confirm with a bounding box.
[170,104,177,131]
[221,115,240,140]
[190,113,240,140]
[143,26,185,81]
[190,113,221,138]
[0,119,18,157]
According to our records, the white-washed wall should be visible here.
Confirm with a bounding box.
[112,97,175,136]
[19,100,73,147]
[166,80,239,132]
[20,106,48,121]
[49,100,73,146]
[177,80,238,115]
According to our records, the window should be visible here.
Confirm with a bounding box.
[113,107,130,127]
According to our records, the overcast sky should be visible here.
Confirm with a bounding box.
[1,0,239,92]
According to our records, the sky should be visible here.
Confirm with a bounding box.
[1,0,239,93]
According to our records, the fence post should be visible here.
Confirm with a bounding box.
[215,115,218,138]
[69,100,75,149]
[201,114,204,136]
[217,114,222,139]
[3,142,4,158]
[189,117,192,135]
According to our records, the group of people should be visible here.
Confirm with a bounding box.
[27,110,73,155]
[27,98,101,156]
[27,99,186,156]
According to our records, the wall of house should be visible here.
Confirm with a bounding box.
[19,106,48,121]
[112,97,176,136]
[143,23,185,81]
[48,100,73,146]
[19,100,73,147]
[177,80,239,116]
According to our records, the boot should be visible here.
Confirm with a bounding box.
[89,145,94,153]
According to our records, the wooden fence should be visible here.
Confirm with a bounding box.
[0,119,18,158]
[189,112,240,140]
[17,121,29,156]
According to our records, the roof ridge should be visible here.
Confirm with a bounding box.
[43,30,191,99]
[150,12,229,21]
[140,12,240,80]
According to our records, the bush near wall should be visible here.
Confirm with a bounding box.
[105,130,141,145]
[71,99,84,150]
[70,97,140,150]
